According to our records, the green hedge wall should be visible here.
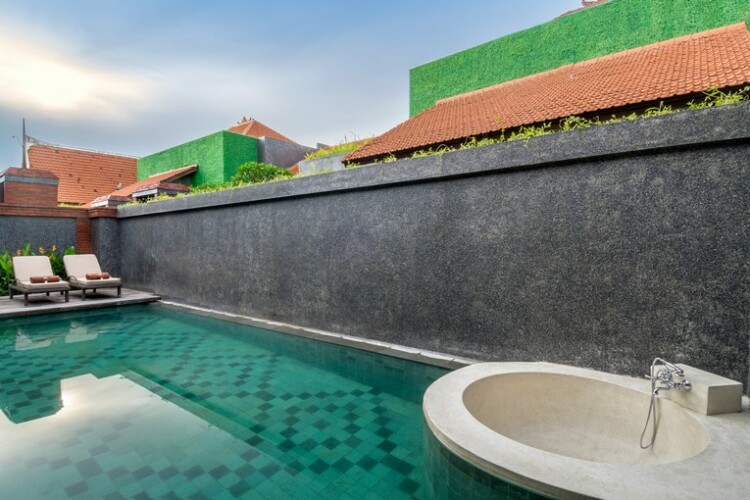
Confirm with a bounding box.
[138,131,259,186]
[409,0,750,116]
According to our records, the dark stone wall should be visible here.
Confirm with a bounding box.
[258,137,316,169]
[90,217,121,277]
[118,104,750,390]
[0,216,76,253]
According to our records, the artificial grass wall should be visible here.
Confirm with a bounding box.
[138,131,258,186]
[409,0,750,116]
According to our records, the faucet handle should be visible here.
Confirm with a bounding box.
[677,379,692,391]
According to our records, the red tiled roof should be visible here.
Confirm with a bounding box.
[27,143,137,204]
[85,164,197,207]
[227,118,296,144]
[347,23,750,162]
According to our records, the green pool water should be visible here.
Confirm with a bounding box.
[0,305,448,499]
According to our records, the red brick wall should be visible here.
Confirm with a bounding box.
[3,180,58,207]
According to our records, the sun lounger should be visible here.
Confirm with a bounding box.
[10,256,70,306]
[63,254,121,300]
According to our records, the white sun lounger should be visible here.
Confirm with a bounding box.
[10,256,70,306]
[63,254,122,300]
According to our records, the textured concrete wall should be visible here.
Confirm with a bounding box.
[118,104,750,390]
[0,216,76,253]
[297,153,348,175]
[90,217,121,277]
[258,137,316,169]
[410,0,750,115]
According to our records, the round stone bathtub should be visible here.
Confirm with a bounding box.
[423,362,750,499]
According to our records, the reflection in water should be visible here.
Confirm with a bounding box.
[0,311,126,424]
[0,374,255,499]
[15,321,99,351]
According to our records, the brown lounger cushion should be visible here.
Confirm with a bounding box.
[46,275,61,282]
[101,272,110,279]
[30,276,46,283]
[85,273,102,280]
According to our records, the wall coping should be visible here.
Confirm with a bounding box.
[118,103,750,219]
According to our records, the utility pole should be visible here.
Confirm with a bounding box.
[21,118,27,168]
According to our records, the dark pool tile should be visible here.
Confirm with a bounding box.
[300,439,317,452]
[344,423,361,434]
[280,427,297,438]
[321,437,339,450]
[376,427,393,439]
[377,440,397,453]
[106,465,129,479]
[278,439,296,452]
[244,435,263,447]
[309,459,328,474]
[234,463,256,477]
[183,465,205,479]
[283,416,299,426]
[374,416,389,426]
[344,436,362,448]
[229,480,252,496]
[254,390,274,401]
[158,465,179,480]
[398,477,420,495]
[240,449,260,462]
[209,465,230,479]
[357,457,377,471]
[332,458,354,473]
[383,455,415,475]
[76,457,104,478]
[132,465,155,480]
[259,462,281,478]
[64,482,89,496]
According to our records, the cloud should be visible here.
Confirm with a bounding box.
[0,33,149,119]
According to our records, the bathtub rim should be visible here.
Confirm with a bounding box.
[423,361,750,499]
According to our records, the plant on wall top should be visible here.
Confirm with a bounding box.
[230,161,293,186]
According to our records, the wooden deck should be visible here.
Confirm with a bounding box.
[0,288,160,319]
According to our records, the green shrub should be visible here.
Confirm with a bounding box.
[230,161,292,186]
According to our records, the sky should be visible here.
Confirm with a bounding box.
[0,0,582,168]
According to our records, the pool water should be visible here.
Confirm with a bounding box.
[0,305,447,499]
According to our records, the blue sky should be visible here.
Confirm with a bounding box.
[0,0,581,168]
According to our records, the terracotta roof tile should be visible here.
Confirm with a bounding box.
[227,118,297,144]
[85,164,197,207]
[347,23,750,162]
[27,143,137,204]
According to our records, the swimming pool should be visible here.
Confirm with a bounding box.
[0,304,448,499]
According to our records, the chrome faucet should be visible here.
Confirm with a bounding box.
[640,357,692,449]
[645,357,692,395]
